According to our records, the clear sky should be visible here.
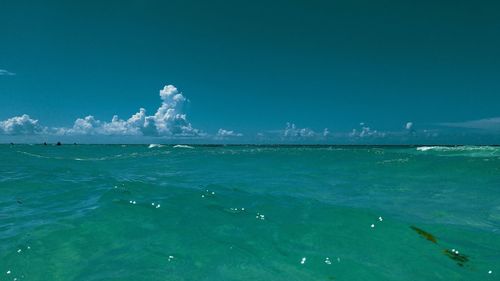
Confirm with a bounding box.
[1,0,500,144]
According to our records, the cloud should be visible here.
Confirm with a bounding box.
[0,114,44,135]
[283,122,316,138]
[349,123,385,138]
[277,123,333,141]
[404,121,417,136]
[439,117,500,131]
[66,115,101,135]
[153,85,197,135]
[60,111,150,136]
[216,128,243,138]
[59,85,200,137]
[0,84,200,137]
[0,69,15,76]
[4,82,485,144]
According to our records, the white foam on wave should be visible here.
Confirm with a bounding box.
[416,146,500,158]
[416,146,498,152]
[173,144,194,149]
[148,144,163,149]
[16,151,68,160]
[416,146,435,151]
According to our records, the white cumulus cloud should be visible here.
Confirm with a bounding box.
[0,114,44,135]
[59,84,199,137]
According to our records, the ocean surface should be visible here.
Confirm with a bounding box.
[1,144,499,280]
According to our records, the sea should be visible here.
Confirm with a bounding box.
[1,144,499,280]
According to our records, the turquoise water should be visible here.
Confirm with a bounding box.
[1,144,499,280]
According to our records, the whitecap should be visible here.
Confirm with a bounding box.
[416,146,435,151]
[148,144,163,148]
[416,145,500,157]
[173,144,194,149]
[417,145,499,152]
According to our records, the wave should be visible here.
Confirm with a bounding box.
[148,144,164,149]
[416,146,498,152]
[416,146,434,151]
[173,144,194,149]
[415,146,500,157]
[16,151,60,159]
[16,150,170,161]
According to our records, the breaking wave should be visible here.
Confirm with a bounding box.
[416,146,500,157]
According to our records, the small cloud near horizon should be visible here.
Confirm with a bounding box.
[283,122,316,138]
[349,122,385,138]
[216,129,243,138]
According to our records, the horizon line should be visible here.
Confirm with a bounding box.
[2,143,500,147]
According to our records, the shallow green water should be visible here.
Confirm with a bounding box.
[1,145,499,280]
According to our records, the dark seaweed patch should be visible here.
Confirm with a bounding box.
[410,226,471,268]
[410,226,438,243]
[443,249,469,267]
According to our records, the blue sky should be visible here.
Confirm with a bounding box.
[1,0,500,144]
